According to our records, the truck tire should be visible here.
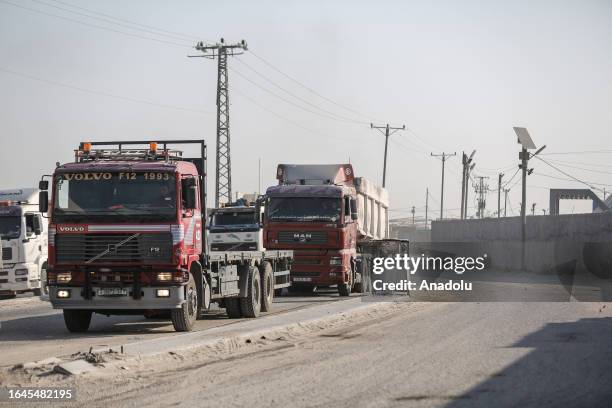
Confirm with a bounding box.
[171,274,198,332]
[63,310,92,333]
[260,262,274,312]
[338,283,351,296]
[240,266,261,318]
[225,298,242,318]
[32,288,42,296]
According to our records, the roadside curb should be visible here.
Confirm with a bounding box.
[17,297,399,376]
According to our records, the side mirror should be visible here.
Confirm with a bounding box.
[39,180,48,190]
[39,191,49,213]
[350,198,358,220]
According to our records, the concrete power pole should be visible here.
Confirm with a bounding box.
[425,188,429,229]
[431,152,456,219]
[497,173,504,218]
[411,206,415,225]
[370,124,405,188]
[460,150,476,219]
[504,188,509,217]
[531,203,536,216]
[192,38,247,208]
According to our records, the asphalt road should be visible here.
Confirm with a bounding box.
[0,288,357,367]
[63,301,612,408]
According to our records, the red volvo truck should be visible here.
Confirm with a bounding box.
[263,164,389,296]
[39,140,291,332]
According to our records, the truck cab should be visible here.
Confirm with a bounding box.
[0,189,47,297]
[208,201,264,253]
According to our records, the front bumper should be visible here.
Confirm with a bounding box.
[49,285,186,310]
[0,263,41,293]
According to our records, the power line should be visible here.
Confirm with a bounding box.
[248,49,383,123]
[30,0,196,44]
[232,88,356,143]
[230,66,365,125]
[540,150,612,156]
[235,58,369,125]
[533,156,609,192]
[45,0,205,42]
[0,66,212,114]
[0,0,192,48]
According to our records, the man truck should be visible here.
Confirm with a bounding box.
[0,188,47,298]
[263,164,389,296]
[39,140,292,332]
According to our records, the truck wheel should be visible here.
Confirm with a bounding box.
[32,288,42,296]
[338,280,352,297]
[63,310,92,333]
[274,288,284,297]
[240,266,261,318]
[171,274,198,332]
[260,262,274,312]
[225,298,242,318]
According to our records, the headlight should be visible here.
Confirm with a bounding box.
[57,289,71,298]
[329,257,343,266]
[15,269,28,276]
[57,272,72,283]
[157,272,173,282]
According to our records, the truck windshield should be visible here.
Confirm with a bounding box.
[53,172,177,222]
[267,197,341,222]
[0,216,21,240]
[211,211,257,226]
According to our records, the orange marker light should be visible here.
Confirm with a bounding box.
[150,142,158,153]
[83,142,92,153]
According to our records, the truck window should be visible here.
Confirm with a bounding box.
[53,172,177,222]
[211,211,257,226]
[267,197,341,222]
[0,216,21,240]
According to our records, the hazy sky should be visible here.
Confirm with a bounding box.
[1,0,611,218]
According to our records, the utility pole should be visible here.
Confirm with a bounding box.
[474,176,489,218]
[370,124,405,188]
[425,188,429,229]
[431,152,456,219]
[514,127,546,270]
[464,162,476,219]
[497,173,504,218]
[542,209,547,215]
[504,188,509,217]
[531,203,536,216]
[460,150,476,219]
[411,206,415,225]
[192,38,248,208]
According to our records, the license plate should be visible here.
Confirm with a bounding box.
[97,288,128,297]
[293,277,312,282]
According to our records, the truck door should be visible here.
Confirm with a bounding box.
[23,213,43,281]
[181,176,202,255]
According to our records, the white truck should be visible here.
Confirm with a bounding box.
[207,199,291,298]
[0,188,47,298]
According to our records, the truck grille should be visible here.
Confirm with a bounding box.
[1,247,12,260]
[55,233,173,264]
[210,242,257,251]
[278,231,328,245]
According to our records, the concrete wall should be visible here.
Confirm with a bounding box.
[430,213,612,272]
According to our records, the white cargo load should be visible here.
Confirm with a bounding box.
[354,177,389,240]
